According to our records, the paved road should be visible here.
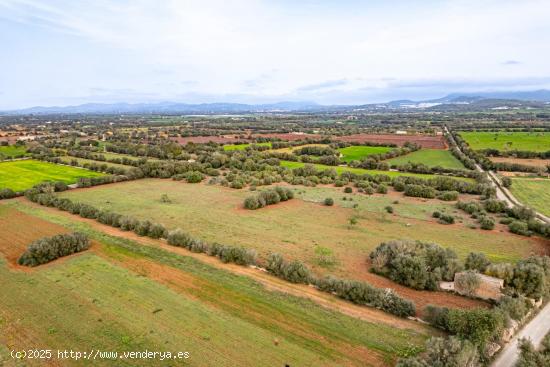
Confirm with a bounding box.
[491,302,550,367]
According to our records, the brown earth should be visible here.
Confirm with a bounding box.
[490,157,550,168]
[170,136,243,144]
[334,134,448,149]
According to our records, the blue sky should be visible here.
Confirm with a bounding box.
[1,0,550,109]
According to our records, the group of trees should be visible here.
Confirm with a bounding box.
[516,333,550,367]
[369,240,461,290]
[18,232,90,267]
[243,187,294,210]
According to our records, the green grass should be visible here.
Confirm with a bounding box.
[510,178,550,217]
[1,202,432,366]
[0,159,104,192]
[223,142,271,151]
[59,155,133,169]
[460,131,550,152]
[338,146,393,162]
[386,149,466,170]
[58,179,539,275]
[280,160,473,181]
[0,145,28,159]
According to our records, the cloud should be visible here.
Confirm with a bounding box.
[502,60,521,65]
[296,79,349,92]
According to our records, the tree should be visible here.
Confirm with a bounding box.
[397,336,479,367]
[454,271,481,297]
[324,197,334,206]
[465,252,491,272]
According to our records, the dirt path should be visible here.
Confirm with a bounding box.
[18,199,431,331]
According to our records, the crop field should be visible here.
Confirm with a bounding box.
[490,157,550,168]
[334,134,447,149]
[459,131,550,152]
[385,149,466,169]
[338,146,393,162]
[0,203,432,366]
[510,178,550,216]
[57,179,548,310]
[280,160,473,181]
[0,159,104,192]
[0,145,28,159]
[223,142,271,151]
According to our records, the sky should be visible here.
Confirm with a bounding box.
[1,0,550,109]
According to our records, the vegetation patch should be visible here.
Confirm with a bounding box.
[459,131,550,152]
[510,178,550,217]
[338,146,393,162]
[386,149,466,170]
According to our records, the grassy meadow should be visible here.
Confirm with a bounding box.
[223,142,271,151]
[385,149,466,170]
[0,145,28,159]
[59,179,545,272]
[0,159,104,192]
[459,131,550,152]
[0,203,432,366]
[510,178,550,217]
[338,146,393,162]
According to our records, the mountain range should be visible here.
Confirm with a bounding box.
[3,90,550,115]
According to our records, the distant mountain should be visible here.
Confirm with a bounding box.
[3,89,550,115]
[4,101,322,115]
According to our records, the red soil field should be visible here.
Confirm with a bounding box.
[171,135,243,144]
[335,134,448,149]
[251,133,321,141]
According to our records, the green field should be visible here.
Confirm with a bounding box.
[386,149,466,170]
[0,202,432,366]
[223,142,271,151]
[0,145,28,159]
[510,178,550,217]
[59,179,542,275]
[338,146,393,162]
[59,155,133,169]
[460,131,550,152]
[280,160,472,181]
[0,159,104,192]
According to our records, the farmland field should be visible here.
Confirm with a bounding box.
[334,134,447,149]
[57,179,548,310]
[0,159,104,191]
[0,145,28,159]
[510,178,550,216]
[385,149,466,170]
[459,131,550,151]
[59,156,133,169]
[0,203,432,366]
[280,160,473,181]
[338,146,393,162]
[223,142,271,151]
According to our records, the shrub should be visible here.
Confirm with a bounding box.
[376,184,388,194]
[438,214,455,224]
[119,216,138,231]
[344,187,353,193]
[385,206,394,214]
[397,336,479,367]
[134,220,152,236]
[148,223,167,239]
[437,191,459,201]
[509,221,530,236]
[79,204,98,219]
[465,252,491,272]
[166,228,192,247]
[324,197,334,206]
[185,171,205,183]
[266,253,311,284]
[432,211,441,218]
[0,188,16,199]
[454,271,481,297]
[243,187,293,210]
[18,232,90,267]
[479,216,495,230]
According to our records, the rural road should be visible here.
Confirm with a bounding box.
[491,302,550,367]
[444,127,550,224]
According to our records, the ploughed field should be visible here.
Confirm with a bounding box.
[58,179,548,310]
[334,134,447,149]
[0,159,104,192]
[385,149,466,170]
[510,178,550,217]
[0,203,432,366]
[459,131,550,152]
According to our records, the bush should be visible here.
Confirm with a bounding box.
[432,211,441,218]
[437,191,459,201]
[465,252,491,272]
[266,253,311,284]
[344,187,353,193]
[185,171,205,183]
[243,187,293,210]
[0,188,16,199]
[479,216,495,230]
[454,271,481,297]
[397,336,479,367]
[324,197,334,206]
[148,223,167,239]
[376,184,388,194]
[438,214,455,224]
[385,206,394,214]
[134,220,152,236]
[509,221,530,236]
[18,232,90,267]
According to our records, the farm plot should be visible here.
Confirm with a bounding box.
[459,131,550,152]
[385,149,466,170]
[490,157,550,169]
[171,136,242,144]
[0,145,28,160]
[338,146,393,162]
[59,156,133,169]
[280,160,473,181]
[510,178,550,217]
[0,203,431,366]
[0,159,104,192]
[334,134,447,149]
[58,179,547,309]
[223,142,272,151]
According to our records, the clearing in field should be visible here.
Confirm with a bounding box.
[0,145,28,159]
[0,159,104,192]
[385,149,466,170]
[0,203,432,366]
[459,131,550,152]
[58,179,548,310]
[280,160,472,181]
[510,178,550,217]
[338,146,393,162]
[223,142,271,151]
